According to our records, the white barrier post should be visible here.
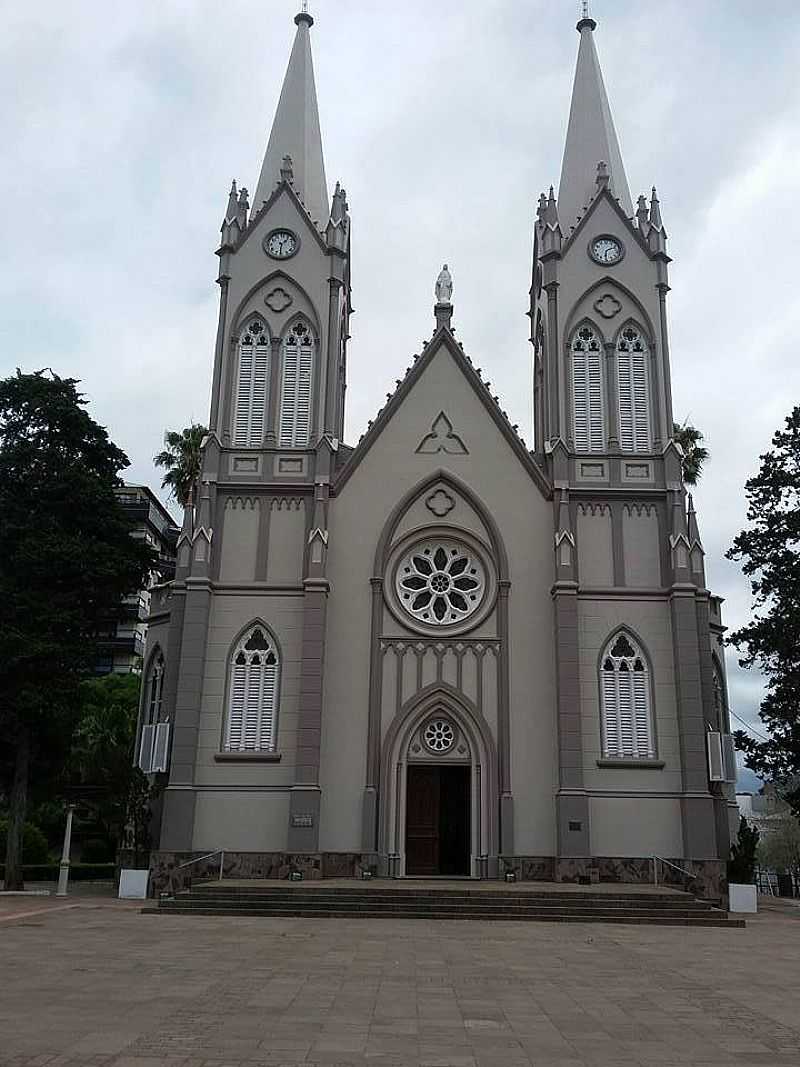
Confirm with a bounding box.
[55,804,76,897]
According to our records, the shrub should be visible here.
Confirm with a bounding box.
[0,818,51,864]
[728,816,760,884]
[0,863,116,882]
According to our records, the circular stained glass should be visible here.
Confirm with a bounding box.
[423,719,456,754]
[395,539,485,627]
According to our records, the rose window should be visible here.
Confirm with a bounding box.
[423,719,456,753]
[396,539,485,626]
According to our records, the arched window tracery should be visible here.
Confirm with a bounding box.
[600,632,655,759]
[224,625,280,752]
[616,325,652,452]
[570,324,605,453]
[279,319,315,447]
[233,317,270,447]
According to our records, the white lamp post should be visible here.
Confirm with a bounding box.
[55,803,76,897]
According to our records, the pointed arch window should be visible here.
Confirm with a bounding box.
[138,650,170,773]
[233,318,270,447]
[616,326,651,452]
[145,650,165,724]
[571,325,605,453]
[600,632,655,759]
[279,319,315,447]
[224,626,280,752]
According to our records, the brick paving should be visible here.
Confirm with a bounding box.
[1,895,799,1066]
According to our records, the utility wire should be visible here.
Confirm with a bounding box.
[730,708,770,743]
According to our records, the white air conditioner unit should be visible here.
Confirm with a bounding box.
[706,731,725,782]
[152,722,172,773]
[722,733,737,783]
[138,724,155,773]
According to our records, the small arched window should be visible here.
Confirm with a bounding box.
[279,319,315,447]
[571,325,605,453]
[616,326,651,452]
[224,625,280,752]
[146,650,165,724]
[233,317,270,447]
[600,632,655,759]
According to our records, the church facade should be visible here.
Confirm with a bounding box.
[140,9,739,892]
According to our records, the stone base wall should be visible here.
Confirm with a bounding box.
[148,851,726,900]
[504,856,725,899]
[148,851,371,896]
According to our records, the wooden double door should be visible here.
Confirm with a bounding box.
[405,764,471,876]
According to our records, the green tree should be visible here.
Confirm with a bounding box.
[70,673,153,855]
[0,370,154,889]
[154,423,206,507]
[726,408,800,809]
[673,420,709,486]
[728,816,760,884]
[758,814,800,879]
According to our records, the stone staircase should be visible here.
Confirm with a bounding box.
[146,881,744,927]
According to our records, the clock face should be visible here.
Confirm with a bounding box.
[590,236,623,265]
[265,230,297,259]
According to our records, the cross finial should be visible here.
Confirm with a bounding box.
[582,1,589,17]
[302,0,308,11]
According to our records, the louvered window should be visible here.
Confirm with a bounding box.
[616,326,651,452]
[600,633,655,759]
[224,626,279,752]
[233,318,270,447]
[146,651,164,724]
[139,650,168,773]
[571,326,605,453]
[279,320,314,447]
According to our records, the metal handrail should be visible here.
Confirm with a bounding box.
[652,855,695,887]
[177,849,225,881]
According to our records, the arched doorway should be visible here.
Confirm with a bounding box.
[380,687,498,878]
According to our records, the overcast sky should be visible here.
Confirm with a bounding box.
[3,0,799,783]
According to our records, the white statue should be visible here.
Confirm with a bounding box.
[435,263,453,305]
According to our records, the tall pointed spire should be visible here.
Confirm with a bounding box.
[557,13,633,232]
[252,8,329,227]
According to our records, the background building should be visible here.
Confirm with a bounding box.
[95,485,178,674]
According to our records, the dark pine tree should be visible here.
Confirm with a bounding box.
[726,407,800,812]
[0,370,154,889]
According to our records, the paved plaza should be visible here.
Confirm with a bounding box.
[1,895,799,1067]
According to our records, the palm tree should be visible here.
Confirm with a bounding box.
[673,420,709,486]
[154,424,207,507]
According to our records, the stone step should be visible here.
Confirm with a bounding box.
[174,895,713,912]
[188,886,705,905]
[145,904,743,927]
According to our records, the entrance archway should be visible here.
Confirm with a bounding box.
[379,685,498,878]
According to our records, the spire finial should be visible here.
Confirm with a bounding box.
[295,1,313,27]
[577,0,596,31]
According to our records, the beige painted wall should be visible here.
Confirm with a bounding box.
[578,597,683,798]
[590,796,683,857]
[193,789,289,851]
[321,341,557,854]
[576,504,613,586]
[218,497,260,582]
[266,498,306,583]
[622,505,661,587]
[193,593,304,792]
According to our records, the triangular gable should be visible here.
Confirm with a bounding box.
[236,181,328,256]
[333,328,551,498]
[561,185,648,258]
